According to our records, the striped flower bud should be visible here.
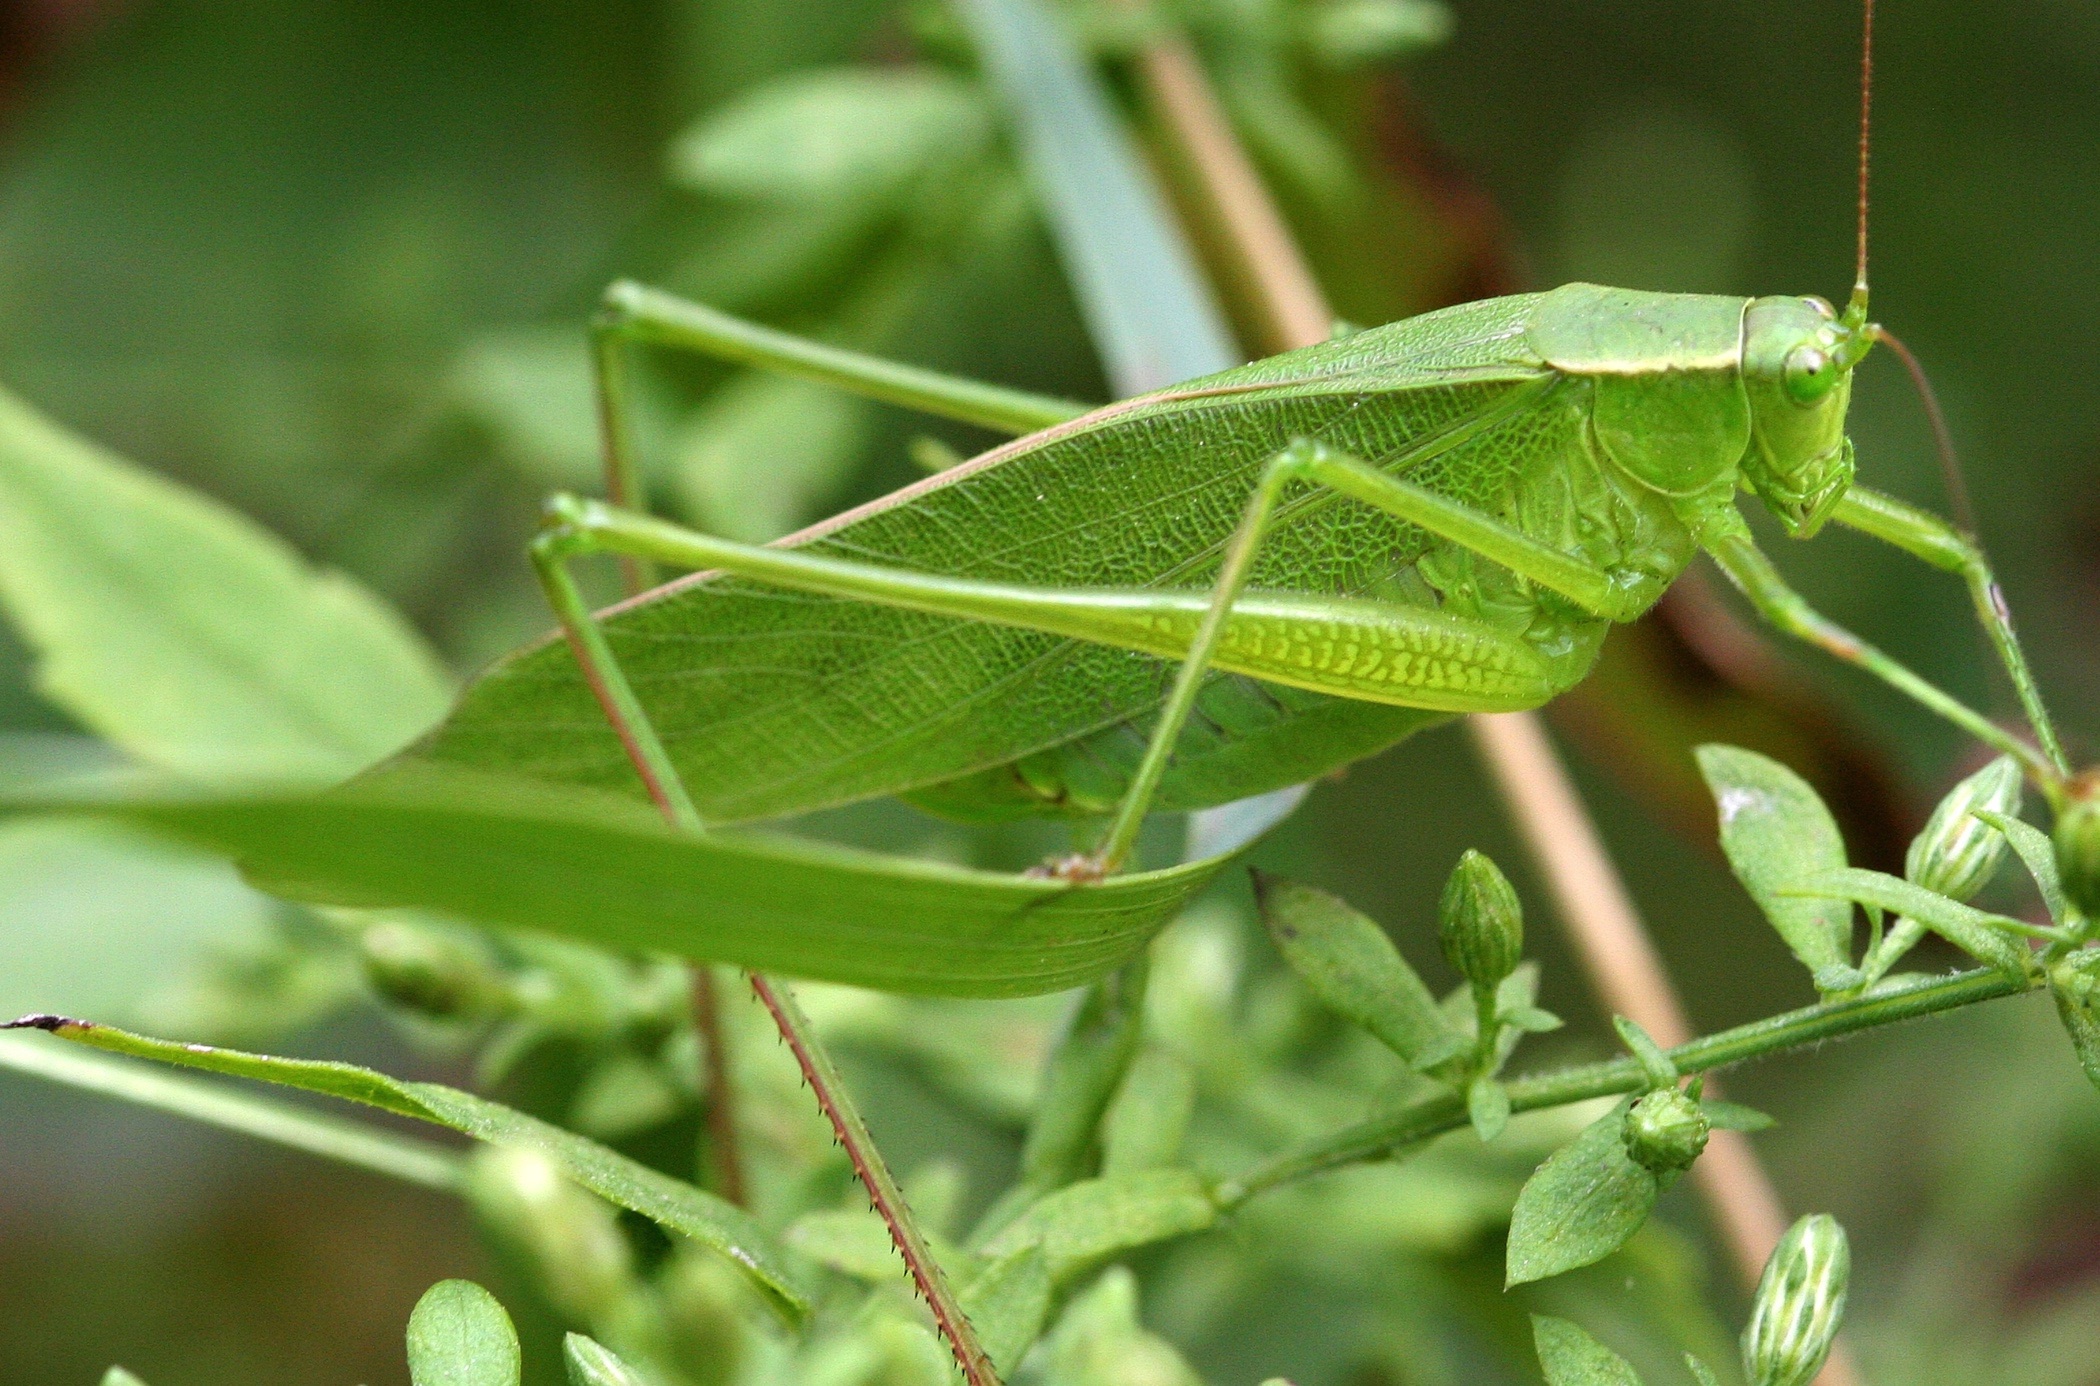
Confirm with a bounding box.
[2056,770,2100,920]
[1742,1214,1850,1386]
[1905,755,2021,903]
[1438,850,1523,992]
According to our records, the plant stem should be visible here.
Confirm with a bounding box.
[691,966,747,1206]
[1215,966,2030,1208]
[749,976,997,1386]
[0,1031,466,1192]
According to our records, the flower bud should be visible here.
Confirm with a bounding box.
[1439,850,1523,991]
[1742,1214,1850,1386]
[2055,770,2100,920]
[1622,1087,1710,1174]
[357,917,506,1020]
[1905,755,2021,902]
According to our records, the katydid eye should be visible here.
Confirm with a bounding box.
[1783,344,1838,405]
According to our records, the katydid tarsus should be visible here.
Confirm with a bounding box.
[421,0,2069,885]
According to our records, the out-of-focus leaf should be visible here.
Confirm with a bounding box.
[668,68,990,206]
[1468,1075,1511,1142]
[4,764,1250,998]
[405,1280,522,1386]
[3,1017,816,1320]
[0,817,279,1023]
[1101,1046,1196,1175]
[99,1371,150,1386]
[2047,951,2100,1094]
[672,374,868,542]
[0,385,452,786]
[1531,1315,1644,1386]
[1033,1267,1204,1386]
[959,1244,1052,1375]
[785,1208,905,1282]
[1506,1099,1659,1286]
[1696,745,1852,977]
[451,328,603,490]
[1254,872,1464,1068]
[563,1334,650,1386]
[1018,962,1148,1191]
[1701,1099,1775,1132]
[1797,868,2031,981]
[980,1169,1217,1281]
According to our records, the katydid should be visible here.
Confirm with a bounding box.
[416,0,2067,881]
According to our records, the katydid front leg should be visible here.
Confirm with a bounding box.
[1832,486,2067,774]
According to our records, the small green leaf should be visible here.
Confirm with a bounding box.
[0,384,452,787]
[1020,961,1149,1189]
[1506,1099,1661,1286]
[563,1333,650,1386]
[672,375,868,543]
[1698,746,1853,976]
[1255,872,1464,1068]
[1796,868,2031,980]
[1701,1099,1776,1132]
[2048,951,2100,1094]
[1975,809,2070,925]
[959,1244,1053,1375]
[6,1016,815,1318]
[1612,1015,1678,1088]
[1531,1315,1645,1386]
[1468,1075,1510,1142]
[980,1168,1217,1282]
[406,1281,521,1386]
[1502,1004,1564,1033]
[1684,1355,1723,1386]
[1101,1045,1196,1176]
[785,1207,905,1282]
[100,1371,150,1386]
[668,68,990,205]
[1033,1267,1206,1386]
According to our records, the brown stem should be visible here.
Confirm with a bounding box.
[690,966,747,1206]
[1123,21,1860,1384]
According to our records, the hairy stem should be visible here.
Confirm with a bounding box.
[1215,966,2030,1208]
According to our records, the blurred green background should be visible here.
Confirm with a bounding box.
[0,0,2094,1382]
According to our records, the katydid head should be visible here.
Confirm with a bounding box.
[1739,295,1869,537]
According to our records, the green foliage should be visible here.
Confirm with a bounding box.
[1696,745,1854,983]
[1505,1099,1659,1286]
[406,1280,523,1386]
[1531,1315,1644,1386]
[0,385,452,786]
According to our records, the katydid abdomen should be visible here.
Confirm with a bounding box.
[417,285,1798,824]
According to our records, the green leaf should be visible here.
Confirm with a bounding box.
[672,374,868,543]
[1612,1015,1679,1088]
[1019,961,1149,1189]
[1506,1099,1660,1286]
[5,1016,816,1319]
[1697,746,1853,976]
[0,384,452,786]
[100,1371,149,1386]
[406,1281,522,1386]
[563,1333,651,1386]
[667,68,991,206]
[1531,1316,1645,1386]
[1468,1075,1511,1142]
[2048,952,2100,1094]
[6,764,1247,998]
[785,1207,905,1281]
[1502,1004,1564,1033]
[1034,1268,1206,1386]
[959,1244,1054,1375]
[1255,872,1464,1068]
[1975,809,2071,925]
[980,1168,1217,1282]
[1101,1046,1196,1175]
[1796,868,2032,980]
[1684,1356,1722,1386]
[1701,1099,1776,1132]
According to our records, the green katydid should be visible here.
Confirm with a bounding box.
[413,0,2067,885]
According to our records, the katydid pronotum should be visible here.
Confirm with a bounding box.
[421,1,2069,889]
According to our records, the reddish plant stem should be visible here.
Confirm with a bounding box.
[690,966,747,1206]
